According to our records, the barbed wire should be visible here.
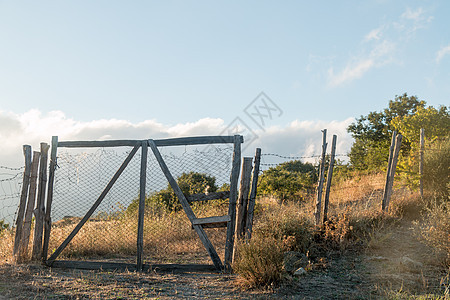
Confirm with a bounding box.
[0,165,25,171]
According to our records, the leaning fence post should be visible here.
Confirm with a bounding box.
[382,131,397,211]
[245,148,261,240]
[384,134,402,212]
[18,151,40,262]
[13,145,32,262]
[323,135,337,223]
[315,129,327,225]
[43,136,58,262]
[32,142,50,260]
[419,128,424,198]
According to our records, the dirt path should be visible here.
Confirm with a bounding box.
[0,220,447,299]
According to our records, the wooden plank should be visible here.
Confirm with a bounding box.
[315,129,327,225]
[32,143,50,261]
[192,215,231,225]
[18,151,40,262]
[384,134,402,211]
[323,135,337,223]
[51,260,217,273]
[419,128,424,198]
[245,148,261,240]
[235,157,253,241]
[148,139,224,271]
[137,141,148,272]
[43,136,58,262]
[224,135,241,269]
[195,222,228,229]
[13,145,32,261]
[46,143,141,266]
[187,191,230,202]
[57,136,244,148]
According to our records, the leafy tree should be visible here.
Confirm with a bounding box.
[347,93,426,171]
[391,105,450,189]
[127,172,218,213]
[258,160,317,202]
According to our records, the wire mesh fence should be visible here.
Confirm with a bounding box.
[48,144,234,265]
[0,166,24,227]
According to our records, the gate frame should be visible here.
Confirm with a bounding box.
[44,135,243,272]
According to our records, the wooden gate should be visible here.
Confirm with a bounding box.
[44,135,243,271]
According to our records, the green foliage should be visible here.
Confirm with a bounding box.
[390,106,450,189]
[0,220,8,234]
[127,172,219,213]
[347,93,426,171]
[258,160,317,201]
[422,138,450,198]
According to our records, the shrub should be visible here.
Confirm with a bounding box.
[233,236,284,288]
[258,160,317,202]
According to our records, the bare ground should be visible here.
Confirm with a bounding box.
[0,219,448,299]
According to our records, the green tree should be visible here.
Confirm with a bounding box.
[391,105,450,189]
[127,172,218,213]
[258,160,317,202]
[347,93,426,171]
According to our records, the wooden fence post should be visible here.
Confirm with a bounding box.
[137,141,147,272]
[32,143,50,260]
[234,157,253,242]
[419,128,424,198]
[315,129,327,225]
[13,145,32,262]
[18,151,40,261]
[245,148,261,240]
[382,131,397,211]
[43,136,58,262]
[383,134,402,211]
[323,135,337,223]
[224,135,241,270]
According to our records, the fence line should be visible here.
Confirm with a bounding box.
[0,166,24,227]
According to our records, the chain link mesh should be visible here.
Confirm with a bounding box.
[48,144,233,265]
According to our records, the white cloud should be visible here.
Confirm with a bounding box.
[436,45,450,63]
[401,7,424,21]
[328,59,375,88]
[0,109,354,167]
[364,27,383,42]
[325,7,432,87]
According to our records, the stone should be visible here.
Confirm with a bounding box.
[293,267,307,276]
[283,251,308,274]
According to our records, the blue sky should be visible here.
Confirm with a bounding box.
[0,0,449,165]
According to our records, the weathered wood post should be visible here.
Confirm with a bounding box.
[419,128,424,198]
[32,143,50,260]
[137,141,147,272]
[245,148,261,240]
[383,134,402,212]
[315,129,327,225]
[235,157,253,241]
[43,136,58,261]
[224,135,241,270]
[323,135,337,223]
[382,131,397,211]
[13,145,32,262]
[18,151,40,261]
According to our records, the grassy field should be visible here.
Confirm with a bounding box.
[0,172,448,299]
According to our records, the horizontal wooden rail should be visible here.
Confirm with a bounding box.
[192,215,231,226]
[58,135,244,148]
[51,260,217,273]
